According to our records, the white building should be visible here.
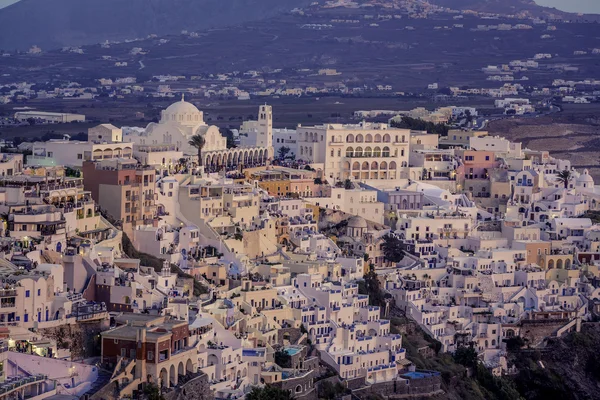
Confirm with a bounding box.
[14,111,85,123]
[296,122,410,182]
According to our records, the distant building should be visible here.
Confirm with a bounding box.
[14,111,85,123]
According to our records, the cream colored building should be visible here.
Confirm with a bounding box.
[296,122,410,182]
[125,98,273,170]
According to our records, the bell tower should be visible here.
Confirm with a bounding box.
[257,104,273,149]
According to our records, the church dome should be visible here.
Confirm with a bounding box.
[160,95,204,126]
[347,215,367,229]
[165,98,201,115]
[576,169,594,186]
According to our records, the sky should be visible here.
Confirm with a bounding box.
[535,0,600,13]
[0,0,19,8]
[0,0,599,13]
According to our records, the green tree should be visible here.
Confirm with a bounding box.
[278,146,291,160]
[274,349,292,368]
[390,116,449,136]
[247,385,292,400]
[141,383,164,400]
[453,345,478,369]
[381,234,405,263]
[344,179,353,189]
[220,128,237,149]
[556,169,572,189]
[360,269,385,307]
[188,134,206,167]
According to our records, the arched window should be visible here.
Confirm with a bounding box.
[346,134,354,143]
[380,161,388,169]
[383,134,391,143]
[362,161,369,170]
[371,161,378,170]
[356,134,364,143]
[382,146,390,157]
[375,134,382,143]
[346,147,354,157]
[352,161,360,170]
[365,134,373,143]
[373,147,381,157]
[364,147,372,157]
[355,147,363,157]
[389,161,397,169]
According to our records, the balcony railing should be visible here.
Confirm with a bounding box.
[345,154,393,158]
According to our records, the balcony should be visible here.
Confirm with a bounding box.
[345,153,393,159]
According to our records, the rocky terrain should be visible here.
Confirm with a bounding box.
[0,0,311,50]
[488,104,600,181]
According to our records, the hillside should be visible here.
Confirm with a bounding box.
[391,311,600,400]
[427,0,597,18]
[0,0,310,50]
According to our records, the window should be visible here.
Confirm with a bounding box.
[148,351,154,361]
[37,289,41,296]
[24,314,28,322]
[77,154,83,160]
[25,290,30,298]
[485,156,490,161]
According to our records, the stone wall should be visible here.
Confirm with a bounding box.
[520,320,568,347]
[272,370,315,399]
[39,319,109,359]
[163,372,213,400]
[304,356,319,371]
[345,376,366,390]
[352,375,442,399]
[277,327,303,346]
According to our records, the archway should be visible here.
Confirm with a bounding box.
[170,364,177,386]
[160,368,168,388]
[186,358,194,373]
[178,361,185,379]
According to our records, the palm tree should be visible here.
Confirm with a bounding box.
[188,134,205,167]
[556,169,572,189]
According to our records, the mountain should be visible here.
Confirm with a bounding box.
[427,0,598,17]
[0,0,311,51]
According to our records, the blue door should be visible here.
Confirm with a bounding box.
[45,310,49,321]
[38,312,41,322]
[56,242,62,253]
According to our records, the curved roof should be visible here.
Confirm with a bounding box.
[347,215,367,229]
[577,169,594,183]
[165,98,201,115]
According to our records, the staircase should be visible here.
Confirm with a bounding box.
[82,368,112,398]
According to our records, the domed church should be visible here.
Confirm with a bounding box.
[126,96,273,170]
